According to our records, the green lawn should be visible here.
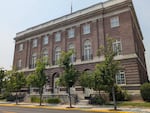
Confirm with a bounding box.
[117,101,150,108]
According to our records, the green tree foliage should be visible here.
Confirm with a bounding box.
[80,38,120,109]
[5,70,26,104]
[97,37,120,110]
[0,68,5,94]
[140,83,150,102]
[94,64,108,95]
[79,71,94,89]
[109,85,129,101]
[27,59,46,106]
[79,63,108,104]
[58,51,79,108]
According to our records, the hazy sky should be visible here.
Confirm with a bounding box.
[0,0,149,79]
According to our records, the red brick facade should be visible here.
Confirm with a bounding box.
[13,0,148,94]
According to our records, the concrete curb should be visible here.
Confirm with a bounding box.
[0,104,135,113]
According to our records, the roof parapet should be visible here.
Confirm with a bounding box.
[15,0,129,39]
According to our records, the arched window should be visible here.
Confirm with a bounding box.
[42,49,48,65]
[31,53,37,68]
[55,47,61,64]
[68,43,75,63]
[83,40,92,61]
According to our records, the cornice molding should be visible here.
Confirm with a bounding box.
[15,8,130,44]
[19,53,138,72]
[15,0,130,41]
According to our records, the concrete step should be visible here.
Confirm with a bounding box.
[77,99,89,105]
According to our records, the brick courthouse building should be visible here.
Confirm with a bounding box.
[13,0,148,97]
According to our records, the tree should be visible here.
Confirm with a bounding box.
[94,64,108,96]
[27,59,46,106]
[97,37,120,110]
[6,70,26,104]
[58,51,79,108]
[0,68,5,94]
[140,83,150,102]
[79,65,108,105]
[79,71,94,89]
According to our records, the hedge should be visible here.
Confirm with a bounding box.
[140,83,150,102]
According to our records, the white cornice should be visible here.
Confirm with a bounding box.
[19,53,138,72]
[15,8,130,44]
[15,0,129,39]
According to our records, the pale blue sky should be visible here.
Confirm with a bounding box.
[0,0,149,79]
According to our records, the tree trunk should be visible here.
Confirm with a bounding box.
[16,92,18,105]
[112,85,117,110]
[98,89,101,97]
[68,87,72,108]
[39,88,43,106]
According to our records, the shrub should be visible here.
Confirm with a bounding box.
[6,95,16,101]
[0,94,5,100]
[109,85,129,101]
[140,83,150,102]
[89,96,106,105]
[46,98,61,104]
[31,96,42,103]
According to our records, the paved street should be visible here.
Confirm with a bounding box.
[0,106,93,113]
[0,103,150,113]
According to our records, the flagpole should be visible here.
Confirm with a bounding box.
[71,0,72,14]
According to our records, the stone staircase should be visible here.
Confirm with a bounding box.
[77,99,89,105]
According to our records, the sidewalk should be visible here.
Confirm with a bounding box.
[0,101,150,113]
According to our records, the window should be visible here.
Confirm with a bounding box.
[31,53,37,68]
[18,43,23,51]
[116,71,126,85]
[68,28,75,38]
[110,16,119,28]
[83,40,92,60]
[83,24,91,34]
[18,59,22,68]
[68,43,75,63]
[42,49,48,65]
[113,40,122,55]
[54,47,61,64]
[43,36,49,45]
[32,39,38,48]
[55,32,61,42]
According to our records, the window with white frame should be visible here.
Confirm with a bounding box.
[55,32,61,42]
[83,24,91,34]
[31,53,37,68]
[110,16,119,28]
[55,47,61,64]
[84,40,92,60]
[18,59,22,68]
[18,43,23,51]
[42,49,48,64]
[113,40,122,55]
[68,28,75,38]
[43,36,49,45]
[116,70,126,85]
[68,43,75,63]
[32,39,38,48]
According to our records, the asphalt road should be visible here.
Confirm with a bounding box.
[0,106,97,113]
